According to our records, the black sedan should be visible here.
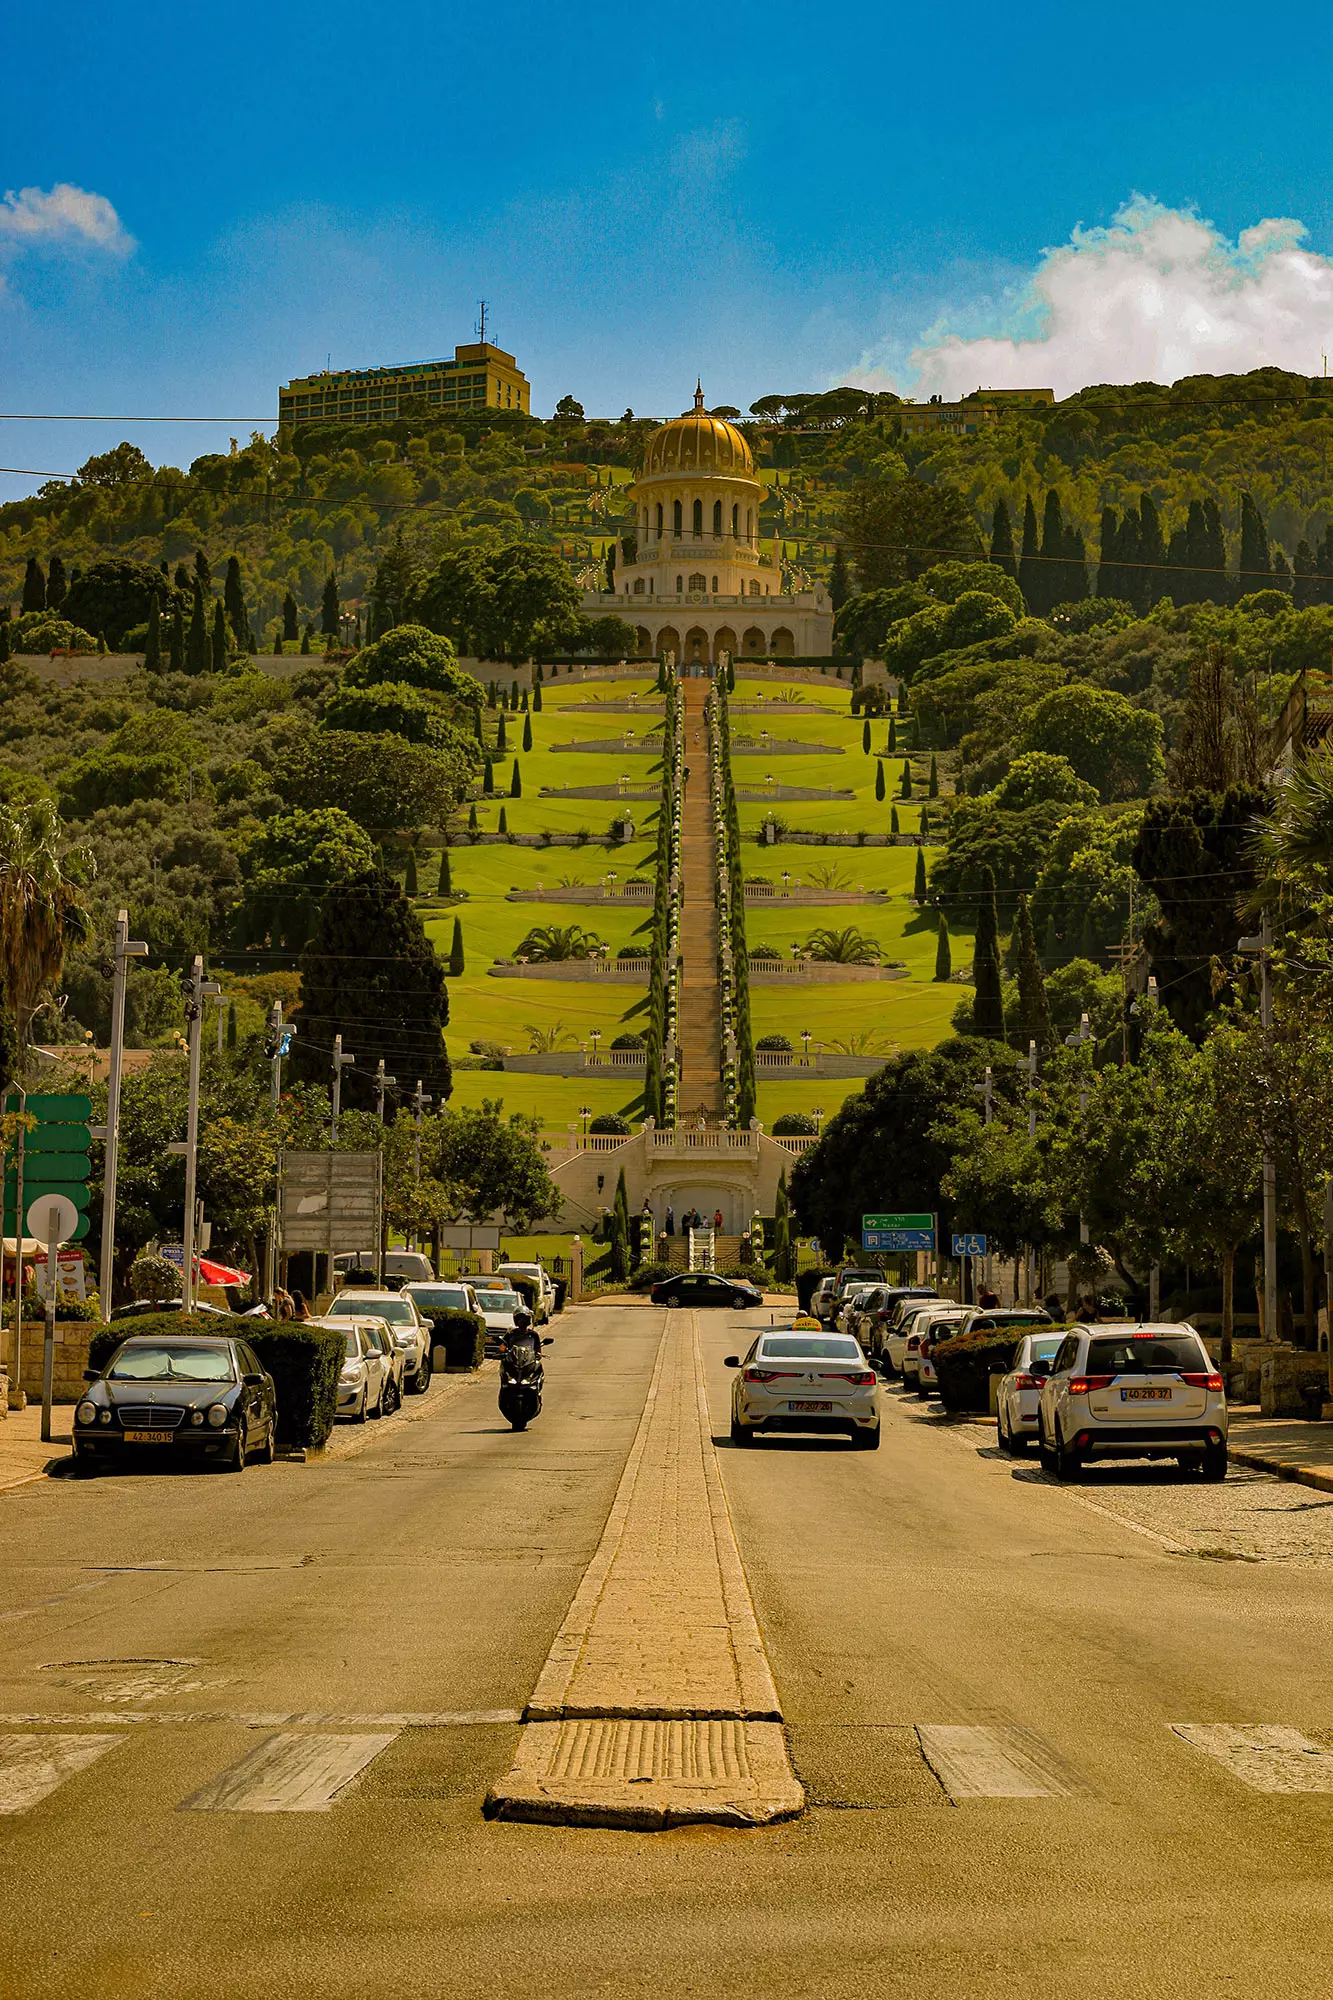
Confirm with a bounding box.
[649,1272,764,1310]
[72,1335,277,1474]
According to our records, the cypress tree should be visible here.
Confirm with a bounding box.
[174,562,191,594]
[195,548,212,589]
[934,914,952,982]
[1097,508,1120,603]
[186,579,209,675]
[1013,894,1053,1049]
[300,627,311,655]
[522,712,533,752]
[226,1001,238,1051]
[972,867,1005,1041]
[888,716,897,753]
[321,571,340,637]
[535,661,544,683]
[437,845,452,896]
[0,618,10,666]
[448,917,464,975]
[913,847,927,902]
[875,759,886,802]
[1137,495,1166,608]
[1079,908,1099,962]
[498,805,509,834]
[1041,915,1060,969]
[21,557,45,613]
[727,658,735,693]
[169,600,185,673]
[211,599,228,674]
[862,718,871,754]
[46,554,67,610]
[829,544,851,610]
[928,754,938,798]
[282,591,299,642]
[1273,546,1293,594]
[1036,491,1064,617]
[890,805,900,834]
[533,681,543,712]
[143,593,162,672]
[224,555,249,647]
[521,688,529,711]
[1017,496,1041,612]
[1118,504,1148,616]
[1238,492,1271,595]
[990,496,1018,580]
[468,803,479,830]
[919,806,930,838]
[1064,526,1089,605]
[510,759,522,797]
[1295,539,1318,611]
[404,848,418,895]
[899,759,912,799]
[483,756,494,792]
[510,680,519,709]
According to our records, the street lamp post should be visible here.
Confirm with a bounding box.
[579,1104,592,1139]
[1064,1012,1093,1254]
[181,956,221,1315]
[812,1104,824,1135]
[98,910,148,1321]
[1239,917,1277,1342]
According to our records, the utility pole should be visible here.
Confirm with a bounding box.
[179,956,221,1314]
[374,1057,397,1124]
[1239,916,1277,1342]
[1064,1012,1093,1252]
[98,910,147,1320]
[330,1034,355,1144]
[211,989,228,1056]
[1026,1039,1038,1305]
[265,1002,294,1302]
[412,1080,432,1182]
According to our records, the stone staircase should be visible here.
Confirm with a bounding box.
[677,680,723,1119]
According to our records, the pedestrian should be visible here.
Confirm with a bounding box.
[1043,1292,1065,1322]
[274,1288,294,1321]
[713,1209,723,1231]
[290,1289,311,1322]
[978,1284,1000,1310]
[665,1206,675,1236]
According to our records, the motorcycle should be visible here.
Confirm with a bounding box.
[498,1332,551,1431]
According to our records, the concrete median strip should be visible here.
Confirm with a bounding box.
[486,1312,803,1829]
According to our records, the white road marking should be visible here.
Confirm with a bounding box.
[1171,1724,1333,1792]
[0,1733,122,1814]
[917,1724,1086,1799]
[180,1731,399,1812]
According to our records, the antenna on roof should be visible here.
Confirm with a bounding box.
[476,300,490,346]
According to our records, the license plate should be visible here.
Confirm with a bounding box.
[789,1400,832,1412]
[1121,1387,1170,1402]
[124,1429,173,1443]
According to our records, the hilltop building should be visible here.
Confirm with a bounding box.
[585,386,833,663]
[893,387,1054,437]
[278,343,529,432]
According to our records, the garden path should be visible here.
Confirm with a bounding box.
[677,680,723,1118]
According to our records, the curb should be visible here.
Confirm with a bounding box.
[1228,1448,1333,1495]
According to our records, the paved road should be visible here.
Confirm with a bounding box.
[3,1301,1333,1997]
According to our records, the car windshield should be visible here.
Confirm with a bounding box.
[482,1293,520,1313]
[343,1333,362,1359]
[1087,1335,1206,1374]
[109,1342,234,1382]
[410,1287,470,1312]
[761,1337,861,1360]
[330,1295,413,1325]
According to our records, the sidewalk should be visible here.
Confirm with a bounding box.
[1227,1409,1333,1495]
[0,1403,72,1491]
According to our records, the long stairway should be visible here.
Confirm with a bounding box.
[677,678,723,1119]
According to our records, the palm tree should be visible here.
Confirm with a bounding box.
[515,923,606,962]
[524,1021,577,1052]
[807,861,854,892]
[1254,751,1333,888]
[799,926,882,965]
[0,800,93,1048]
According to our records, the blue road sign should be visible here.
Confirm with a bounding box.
[952,1233,988,1257]
[863,1228,935,1253]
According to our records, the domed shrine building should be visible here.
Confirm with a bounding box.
[585,387,833,664]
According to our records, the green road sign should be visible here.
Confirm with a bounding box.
[5,1182,91,1212]
[3,1093,92,1194]
[3,1092,92,1123]
[862,1212,934,1232]
[4,1210,89,1242]
[6,1159,92,1191]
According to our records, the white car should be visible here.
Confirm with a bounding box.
[810,1277,839,1324]
[919,1306,1054,1401]
[725,1327,880,1450]
[889,1303,964,1382]
[333,1250,435,1288]
[497,1262,554,1321]
[472,1287,525,1355]
[995,1330,1065,1454]
[1036,1322,1227,1481]
[404,1280,479,1367]
[325,1289,430,1392]
[836,1284,880,1335]
[327,1323,392,1421]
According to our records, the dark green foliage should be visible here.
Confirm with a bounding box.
[935,1329,1024,1411]
[862,718,871,753]
[186,579,209,675]
[414,542,582,661]
[1132,787,1267,1036]
[437,845,452,895]
[64,558,187,649]
[522,711,533,752]
[934,914,952,981]
[468,803,478,830]
[1012,893,1053,1049]
[88,1313,249,1374]
[875,759,885,802]
[1017,496,1040,611]
[282,732,471,834]
[928,754,939,797]
[226,1000,237,1050]
[321,572,340,637]
[972,867,1005,1040]
[0,617,9,665]
[498,805,508,833]
[423,1307,486,1370]
[510,758,522,797]
[301,628,311,655]
[21,557,45,613]
[211,599,228,674]
[46,555,67,610]
[292,868,451,1109]
[990,496,1017,581]
[248,1324,346,1446]
[1238,491,1270,594]
[829,544,851,610]
[282,591,299,642]
[483,756,494,792]
[224,555,249,649]
[913,847,927,901]
[404,848,418,895]
[900,759,912,798]
[533,681,543,711]
[195,549,211,589]
[888,716,897,754]
[169,600,184,673]
[448,916,464,975]
[143,593,161,672]
[497,711,507,753]
[891,805,900,834]
[841,476,982,590]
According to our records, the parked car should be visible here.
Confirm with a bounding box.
[954,1307,1055,1340]
[888,1302,964,1381]
[333,1250,435,1291]
[649,1272,764,1310]
[1036,1323,1227,1480]
[72,1334,277,1473]
[325,1323,391,1422]
[323,1289,430,1392]
[836,1284,881,1335]
[404,1280,480,1365]
[995,1330,1065,1453]
[357,1319,405,1412]
[809,1277,839,1324]
[855,1286,940,1363]
[497,1262,556,1321]
[724,1327,879,1448]
[473,1287,526,1355]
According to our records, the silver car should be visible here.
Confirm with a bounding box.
[326,1289,430,1391]
[328,1324,391,1422]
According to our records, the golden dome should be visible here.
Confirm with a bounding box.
[640,383,755,479]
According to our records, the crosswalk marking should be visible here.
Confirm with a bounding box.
[917,1725,1086,1800]
[179,1732,399,1813]
[0,1733,122,1815]
[1171,1724,1333,1792]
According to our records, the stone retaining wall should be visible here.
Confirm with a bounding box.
[2,1323,92,1405]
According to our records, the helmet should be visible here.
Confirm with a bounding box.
[512,1306,533,1331]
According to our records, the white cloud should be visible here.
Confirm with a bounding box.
[0,183,134,254]
[849,197,1333,399]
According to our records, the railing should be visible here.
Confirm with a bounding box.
[649,1129,758,1155]
[688,1225,716,1273]
[772,1135,819,1154]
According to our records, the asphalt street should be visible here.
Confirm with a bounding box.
[3,1300,1333,1998]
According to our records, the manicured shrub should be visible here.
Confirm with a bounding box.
[772,1110,817,1135]
[933,1330,1023,1413]
[589,1112,631,1134]
[630,1261,677,1292]
[423,1307,485,1370]
[87,1311,248,1374]
[796,1267,836,1312]
[248,1325,345,1446]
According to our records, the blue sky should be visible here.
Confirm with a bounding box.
[4,0,1332,500]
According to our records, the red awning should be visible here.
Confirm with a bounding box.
[198,1256,250,1287]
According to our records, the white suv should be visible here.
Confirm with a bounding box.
[325,1289,431,1392]
[1036,1323,1227,1481]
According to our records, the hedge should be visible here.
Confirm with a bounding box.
[87,1312,344,1449]
[933,1330,1023,1413]
[630,1262,676,1292]
[422,1307,486,1370]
